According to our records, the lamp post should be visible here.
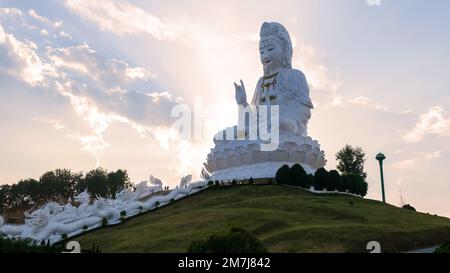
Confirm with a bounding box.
[376,153,386,203]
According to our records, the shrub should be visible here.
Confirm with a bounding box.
[0,236,61,253]
[61,234,68,239]
[314,168,328,191]
[306,174,315,188]
[208,181,214,187]
[120,210,126,217]
[403,204,416,211]
[291,164,307,188]
[101,217,108,227]
[89,243,102,253]
[435,242,450,253]
[154,201,160,208]
[342,174,368,196]
[83,225,88,230]
[249,177,254,185]
[327,170,342,191]
[231,180,237,186]
[275,165,291,185]
[187,228,267,253]
[215,181,220,187]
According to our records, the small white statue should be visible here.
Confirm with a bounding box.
[179,175,192,188]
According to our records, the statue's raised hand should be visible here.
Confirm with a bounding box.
[234,80,248,106]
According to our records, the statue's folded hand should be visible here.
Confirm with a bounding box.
[234,80,248,106]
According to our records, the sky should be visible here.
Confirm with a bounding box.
[0,0,449,217]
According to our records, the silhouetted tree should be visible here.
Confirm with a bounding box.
[314,168,328,191]
[335,145,367,179]
[291,164,307,187]
[107,169,131,198]
[85,168,109,197]
[327,170,342,191]
[275,165,291,185]
[342,174,368,196]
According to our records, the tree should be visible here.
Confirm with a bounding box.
[107,169,131,198]
[306,174,315,189]
[335,145,367,179]
[0,185,8,213]
[314,168,328,191]
[39,169,82,202]
[275,165,291,185]
[343,174,368,197]
[85,168,109,197]
[327,170,343,192]
[291,164,307,188]
[403,204,416,211]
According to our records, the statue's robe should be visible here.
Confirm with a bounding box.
[250,68,313,137]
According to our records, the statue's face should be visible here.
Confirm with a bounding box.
[259,37,284,74]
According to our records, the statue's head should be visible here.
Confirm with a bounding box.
[259,22,293,75]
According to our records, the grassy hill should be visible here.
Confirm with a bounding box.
[73,185,450,253]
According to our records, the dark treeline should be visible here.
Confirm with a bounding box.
[275,164,368,197]
[0,168,132,214]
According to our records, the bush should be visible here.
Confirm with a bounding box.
[187,228,267,253]
[215,181,220,187]
[434,242,450,253]
[120,210,126,217]
[231,180,237,186]
[83,225,88,230]
[275,165,291,185]
[402,204,416,211]
[291,164,307,188]
[101,217,108,227]
[208,181,214,187]
[306,174,315,188]
[314,168,328,191]
[89,243,102,253]
[342,174,368,196]
[0,236,61,253]
[61,234,68,239]
[249,177,254,185]
[327,170,342,191]
[154,201,160,208]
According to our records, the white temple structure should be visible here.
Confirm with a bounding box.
[203,22,326,181]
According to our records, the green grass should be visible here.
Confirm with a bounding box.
[74,185,450,253]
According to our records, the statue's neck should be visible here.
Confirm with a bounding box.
[266,67,287,77]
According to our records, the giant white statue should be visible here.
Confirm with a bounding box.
[203,22,326,180]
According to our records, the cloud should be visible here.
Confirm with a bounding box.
[403,106,450,143]
[28,9,50,24]
[0,24,56,86]
[293,44,343,107]
[350,96,390,112]
[1,7,181,166]
[366,0,382,6]
[64,0,179,40]
[46,43,155,84]
[393,151,441,169]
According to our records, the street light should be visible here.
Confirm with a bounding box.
[376,153,386,203]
